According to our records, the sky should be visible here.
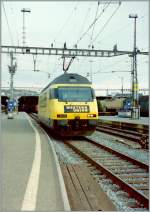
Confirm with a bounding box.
[1,0,149,95]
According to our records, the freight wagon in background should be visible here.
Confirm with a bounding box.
[139,95,149,117]
[96,95,149,117]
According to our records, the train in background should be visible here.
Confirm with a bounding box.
[38,73,98,136]
[96,95,149,117]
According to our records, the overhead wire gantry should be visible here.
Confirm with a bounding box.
[1,44,149,119]
[1,45,148,57]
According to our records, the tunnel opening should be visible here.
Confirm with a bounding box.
[18,96,39,113]
[1,96,9,112]
[1,96,9,106]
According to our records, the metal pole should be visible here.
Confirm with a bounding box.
[129,14,139,119]
[10,52,13,100]
[121,77,124,95]
[23,10,25,46]
[21,8,31,47]
[8,51,17,113]
[10,71,13,100]
[131,54,134,105]
[134,17,138,108]
[89,60,93,83]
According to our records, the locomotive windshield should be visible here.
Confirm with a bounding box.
[57,86,95,102]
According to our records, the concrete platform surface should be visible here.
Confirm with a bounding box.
[99,115,149,126]
[0,112,70,211]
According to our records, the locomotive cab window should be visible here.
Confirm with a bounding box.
[57,87,94,102]
[39,92,47,107]
[49,88,58,99]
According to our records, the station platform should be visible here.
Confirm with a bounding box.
[99,116,149,126]
[99,116,149,133]
[0,112,70,211]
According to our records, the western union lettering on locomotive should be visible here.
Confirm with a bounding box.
[64,105,89,113]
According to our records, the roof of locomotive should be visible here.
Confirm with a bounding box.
[41,73,91,93]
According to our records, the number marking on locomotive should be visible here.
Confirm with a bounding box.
[64,105,89,113]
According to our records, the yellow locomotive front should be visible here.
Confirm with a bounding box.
[51,85,98,136]
[38,73,98,136]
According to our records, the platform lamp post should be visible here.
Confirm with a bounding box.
[21,8,31,47]
[129,14,140,119]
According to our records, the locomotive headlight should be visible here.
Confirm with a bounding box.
[57,114,67,118]
[87,114,96,118]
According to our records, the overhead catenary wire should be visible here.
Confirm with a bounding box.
[77,2,92,44]
[89,0,101,47]
[52,2,78,44]
[50,2,78,73]
[91,1,121,44]
[96,12,148,48]
[75,1,110,73]
[80,2,112,75]
[8,1,20,46]
[97,22,130,45]
[76,1,112,44]
[75,3,94,69]
[103,61,130,71]
[2,2,14,45]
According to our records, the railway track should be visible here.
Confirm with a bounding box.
[98,120,149,135]
[64,137,149,209]
[30,113,148,149]
[97,124,149,149]
[29,113,149,210]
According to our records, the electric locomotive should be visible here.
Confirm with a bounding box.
[38,73,98,136]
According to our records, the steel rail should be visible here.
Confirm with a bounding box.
[97,126,143,140]
[84,137,149,170]
[97,126,140,140]
[98,124,148,137]
[96,126,148,148]
[98,120,149,134]
[65,140,149,209]
[29,113,149,208]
